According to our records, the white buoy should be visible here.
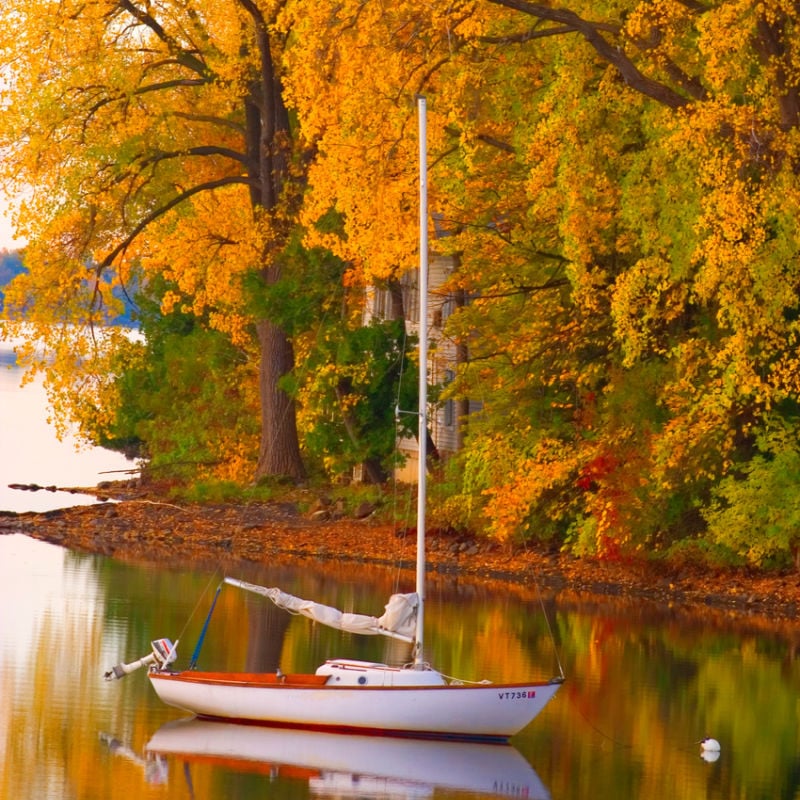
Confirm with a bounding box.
[699,737,721,762]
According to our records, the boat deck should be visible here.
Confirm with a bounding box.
[155,671,329,688]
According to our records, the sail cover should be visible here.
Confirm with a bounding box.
[224,577,418,642]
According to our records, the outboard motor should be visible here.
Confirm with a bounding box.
[104,638,177,681]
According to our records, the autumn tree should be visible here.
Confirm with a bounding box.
[0,0,305,480]
[4,0,800,564]
[281,0,800,563]
[460,0,800,559]
[281,0,625,540]
[441,0,800,561]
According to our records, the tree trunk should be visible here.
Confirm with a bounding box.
[255,318,306,480]
[241,0,306,481]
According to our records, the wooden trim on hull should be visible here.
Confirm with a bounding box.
[150,670,556,691]
[151,670,328,688]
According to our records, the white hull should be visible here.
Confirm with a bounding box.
[146,717,551,798]
[148,663,562,741]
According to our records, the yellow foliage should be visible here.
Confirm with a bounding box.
[0,0,296,453]
[3,0,800,538]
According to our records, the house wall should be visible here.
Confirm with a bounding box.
[366,254,468,483]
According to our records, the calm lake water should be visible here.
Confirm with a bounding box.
[2,329,800,799]
[0,328,134,513]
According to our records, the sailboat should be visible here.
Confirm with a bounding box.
[105,97,563,741]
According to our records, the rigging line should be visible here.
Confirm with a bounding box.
[182,761,197,800]
[390,450,402,596]
[571,693,634,750]
[530,570,566,682]
[437,670,493,685]
[517,564,628,750]
[394,317,410,412]
[189,581,224,669]
[173,565,223,651]
[390,320,418,595]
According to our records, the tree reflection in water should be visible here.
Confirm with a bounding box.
[1,535,799,799]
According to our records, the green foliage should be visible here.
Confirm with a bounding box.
[426,450,490,535]
[139,328,257,479]
[97,276,260,482]
[180,480,244,503]
[300,317,418,481]
[702,422,800,569]
[661,536,745,570]
[243,233,346,337]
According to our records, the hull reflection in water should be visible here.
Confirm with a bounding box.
[146,717,551,799]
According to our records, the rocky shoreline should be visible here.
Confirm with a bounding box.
[3,482,800,628]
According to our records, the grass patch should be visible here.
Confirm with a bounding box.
[163,474,416,524]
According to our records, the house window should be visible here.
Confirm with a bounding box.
[376,288,388,319]
[443,369,455,428]
[441,295,456,322]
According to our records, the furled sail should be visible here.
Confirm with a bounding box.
[224,577,418,643]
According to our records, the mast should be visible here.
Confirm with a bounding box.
[414,95,428,669]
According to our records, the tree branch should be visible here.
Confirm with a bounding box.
[97,176,257,271]
[172,111,245,133]
[134,78,208,95]
[476,133,516,153]
[485,0,691,109]
[115,0,209,77]
[480,24,578,44]
[139,145,253,169]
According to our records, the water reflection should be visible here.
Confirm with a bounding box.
[0,534,136,799]
[144,719,550,799]
[2,534,800,799]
